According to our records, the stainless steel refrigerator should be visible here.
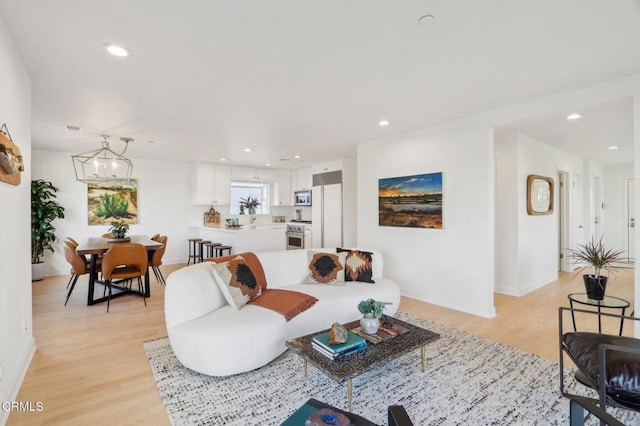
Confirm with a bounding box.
[311,171,343,248]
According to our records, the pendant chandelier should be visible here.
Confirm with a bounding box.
[71,135,134,184]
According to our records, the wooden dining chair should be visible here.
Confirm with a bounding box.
[63,238,100,306]
[151,233,161,241]
[101,243,148,312]
[150,235,168,285]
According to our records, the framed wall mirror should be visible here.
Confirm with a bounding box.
[527,174,554,215]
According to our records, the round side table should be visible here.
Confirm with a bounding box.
[567,293,630,336]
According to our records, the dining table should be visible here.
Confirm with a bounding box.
[76,235,164,306]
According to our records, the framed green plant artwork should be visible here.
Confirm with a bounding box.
[87,180,138,225]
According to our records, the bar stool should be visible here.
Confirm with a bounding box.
[196,240,211,263]
[214,245,232,257]
[187,238,202,265]
[202,242,222,260]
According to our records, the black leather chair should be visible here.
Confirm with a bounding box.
[559,306,640,424]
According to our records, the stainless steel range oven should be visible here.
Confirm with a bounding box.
[286,224,305,250]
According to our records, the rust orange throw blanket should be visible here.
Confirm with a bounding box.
[210,251,318,321]
[248,289,318,322]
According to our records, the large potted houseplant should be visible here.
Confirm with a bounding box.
[31,179,65,281]
[568,236,629,300]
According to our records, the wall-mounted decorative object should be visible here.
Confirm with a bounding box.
[0,123,24,186]
[87,180,138,225]
[72,135,134,184]
[379,172,443,229]
[527,174,554,215]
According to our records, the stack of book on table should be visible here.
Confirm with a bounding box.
[312,331,367,361]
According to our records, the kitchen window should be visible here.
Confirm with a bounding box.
[229,181,270,215]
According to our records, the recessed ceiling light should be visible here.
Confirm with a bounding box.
[243,147,253,152]
[293,155,301,159]
[378,119,390,127]
[220,157,227,161]
[265,163,271,166]
[566,113,582,120]
[104,44,130,57]
[608,146,619,150]
[418,14,436,25]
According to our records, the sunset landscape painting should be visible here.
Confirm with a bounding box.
[379,172,443,229]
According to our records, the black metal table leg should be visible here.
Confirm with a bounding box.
[87,254,98,306]
[597,305,602,333]
[619,307,627,336]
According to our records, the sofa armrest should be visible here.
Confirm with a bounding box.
[165,262,227,329]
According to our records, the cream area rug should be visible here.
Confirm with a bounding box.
[144,312,640,425]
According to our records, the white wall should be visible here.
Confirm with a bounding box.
[32,150,193,275]
[517,134,584,293]
[495,133,585,296]
[494,133,519,293]
[603,163,634,254]
[0,14,33,423]
[357,119,496,318]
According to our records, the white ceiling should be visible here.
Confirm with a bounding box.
[1,1,639,168]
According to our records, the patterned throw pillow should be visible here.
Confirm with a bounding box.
[337,248,375,283]
[210,255,262,309]
[306,251,347,285]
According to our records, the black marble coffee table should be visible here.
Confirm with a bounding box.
[285,317,440,411]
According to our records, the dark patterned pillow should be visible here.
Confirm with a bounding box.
[210,255,262,309]
[337,248,375,283]
[306,251,347,285]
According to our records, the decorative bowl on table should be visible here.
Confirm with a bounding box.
[107,236,131,243]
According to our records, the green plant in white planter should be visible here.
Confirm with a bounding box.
[31,179,65,281]
[357,299,391,335]
[568,236,630,300]
[109,220,130,239]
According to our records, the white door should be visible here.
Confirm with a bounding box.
[593,176,603,238]
[323,183,343,248]
[627,177,635,261]
[559,172,572,272]
[572,174,585,251]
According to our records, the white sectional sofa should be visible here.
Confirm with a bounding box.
[164,248,401,376]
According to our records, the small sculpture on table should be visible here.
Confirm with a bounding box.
[328,322,348,344]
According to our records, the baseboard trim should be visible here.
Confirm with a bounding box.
[0,339,36,425]
[401,291,496,319]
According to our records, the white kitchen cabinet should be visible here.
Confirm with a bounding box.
[213,165,231,204]
[273,170,293,206]
[193,163,231,205]
[231,166,278,181]
[294,167,312,191]
[311,159,343,175]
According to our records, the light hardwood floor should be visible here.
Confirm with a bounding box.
[8,265,634,425]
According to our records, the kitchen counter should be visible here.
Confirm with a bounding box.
[191,225,286,253]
